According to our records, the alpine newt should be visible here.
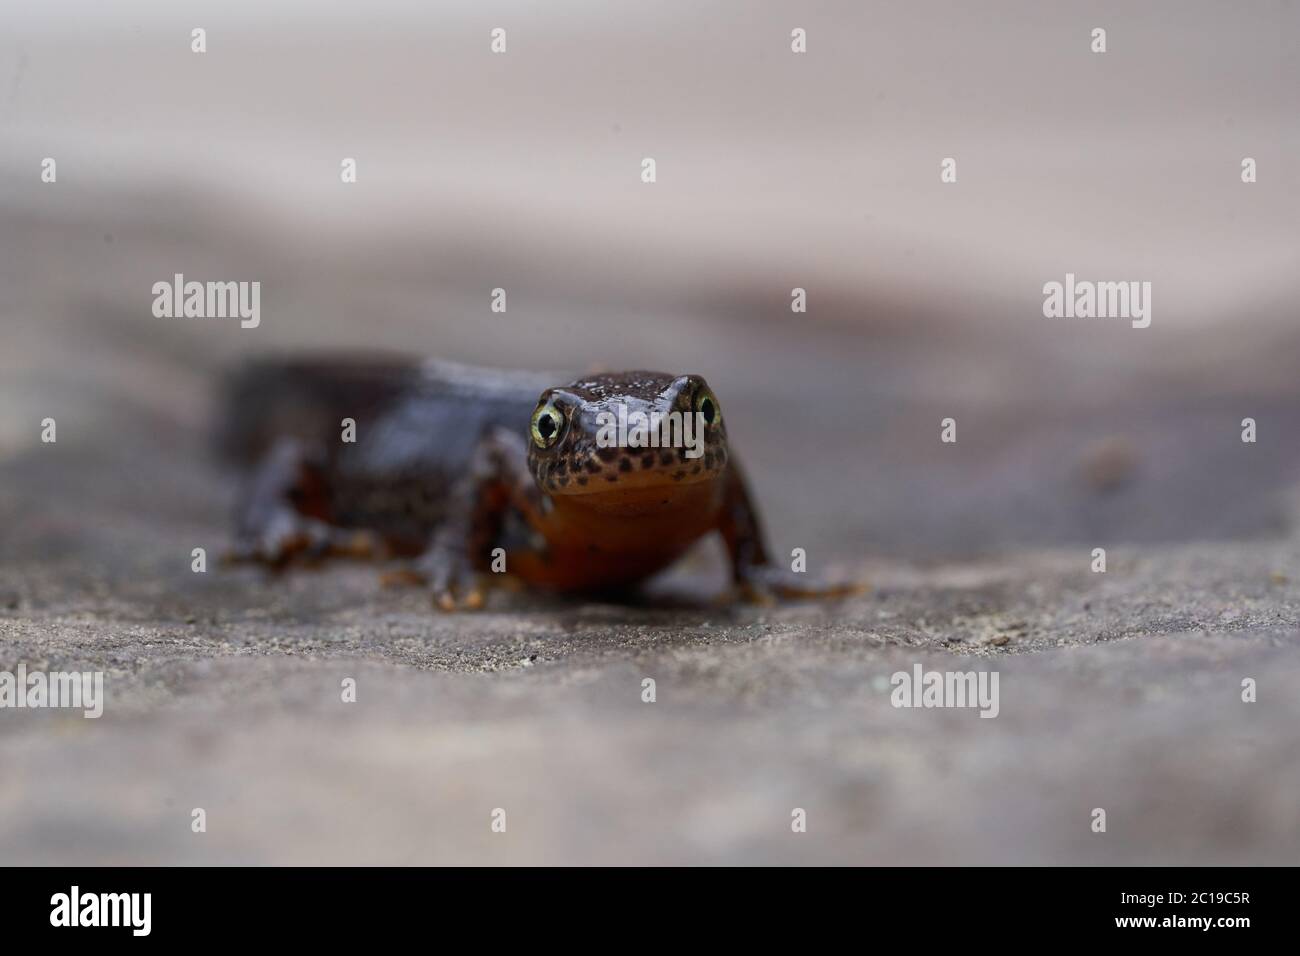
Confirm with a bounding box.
[220,357,854,609]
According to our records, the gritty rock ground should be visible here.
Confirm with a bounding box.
[2,196,1298,865]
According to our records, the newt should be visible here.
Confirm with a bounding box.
[219,357,854,609]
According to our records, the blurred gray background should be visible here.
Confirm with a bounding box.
[1,1,1298,864]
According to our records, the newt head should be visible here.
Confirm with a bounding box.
[526,371,730,506]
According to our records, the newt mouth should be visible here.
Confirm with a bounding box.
[535,443,728,495]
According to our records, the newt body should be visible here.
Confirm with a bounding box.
[222,358,848,608]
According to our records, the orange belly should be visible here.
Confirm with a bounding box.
[510,478,725,592]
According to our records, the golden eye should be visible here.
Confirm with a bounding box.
[530,401,565,448]
[694,389,721,427]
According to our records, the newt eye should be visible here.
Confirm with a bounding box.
[695,389,721,427]
[530,401,566,448]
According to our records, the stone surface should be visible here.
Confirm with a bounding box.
[3,197,1298,865]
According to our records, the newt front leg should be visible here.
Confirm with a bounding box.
[418,426,547,611]
[717,461,863,603]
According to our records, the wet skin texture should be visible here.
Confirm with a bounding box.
[223,358,852,610]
